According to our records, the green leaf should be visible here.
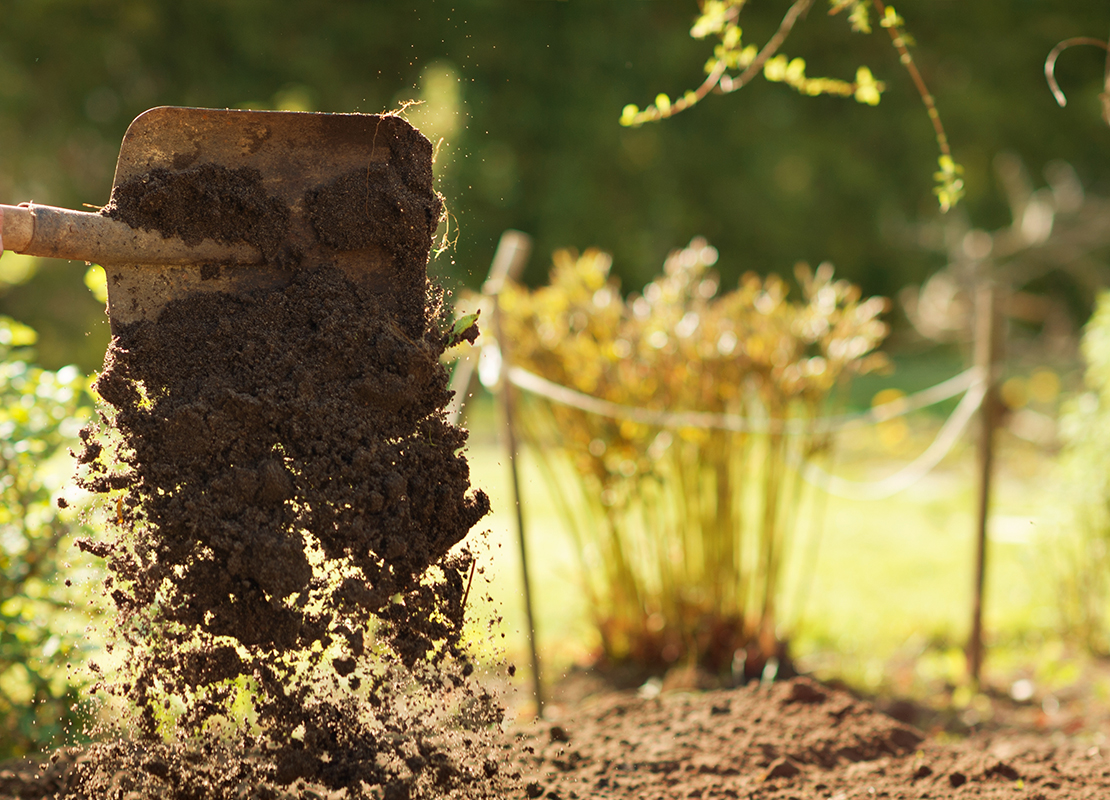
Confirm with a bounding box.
[932,155,965,212]
[848,2,872,34]
[690,0,733,39]
[84,265,108,304]
[0,318,38,349]
[880,5,904,29]
[785,57,807,86]
[853,66,884,105]
[764,54,789,82]
[446,310,481,348]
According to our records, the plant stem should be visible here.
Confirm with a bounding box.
[718,0,815,94]
[871,0,952,160]
[647,0,816,120]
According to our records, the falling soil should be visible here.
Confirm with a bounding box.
[27,113,515,798]
[8,112,1107,800]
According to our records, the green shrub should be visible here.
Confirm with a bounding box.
[1054,292,1110,653]
[495,239,888,677]
[0,317,98,758]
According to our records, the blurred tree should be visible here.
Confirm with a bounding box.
[0,1,1107,371]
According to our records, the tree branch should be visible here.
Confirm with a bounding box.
[719,0,815,94]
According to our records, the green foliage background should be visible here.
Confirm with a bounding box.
[0,318,97,758]
[0,1,1108,373]
[1054,292,1110,653]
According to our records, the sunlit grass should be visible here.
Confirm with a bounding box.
[460,392,1072,708]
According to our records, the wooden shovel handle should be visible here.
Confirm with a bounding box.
[0,203,262,266]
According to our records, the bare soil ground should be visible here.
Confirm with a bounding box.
[508,675,1110,799]
[5,674,1110,798]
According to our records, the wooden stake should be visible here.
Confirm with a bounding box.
[490,291,545,717]
[480,231,544,717]
[445,231,531,426]
[968,281,1002,685]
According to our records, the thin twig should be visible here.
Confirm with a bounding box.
[1106,30,1110,125]
[871,0,950,159]
[459,556,477,620]
[719,0,815,95]
[649,0,815,120]
[667,59,729,117]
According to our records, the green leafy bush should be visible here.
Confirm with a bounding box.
[1054,292,1110,653]
[0,317,98,758]
[495,239,888,677]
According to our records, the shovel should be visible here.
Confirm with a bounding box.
[0,106,435,334]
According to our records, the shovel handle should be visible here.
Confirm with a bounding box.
[0,203,262,266]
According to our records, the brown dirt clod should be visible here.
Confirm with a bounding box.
[103,162,291,264]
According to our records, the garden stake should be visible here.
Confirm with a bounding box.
[445,230,532,426]
[486,245,545,718]
[968,280,1004,685]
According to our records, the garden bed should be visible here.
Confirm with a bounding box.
[511,674,1110,799]
[4,674,1110,798]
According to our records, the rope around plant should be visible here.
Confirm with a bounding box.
[493,356,986,500]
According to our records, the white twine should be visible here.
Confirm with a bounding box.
[798,374,986,500]
[500,358,987,500]
[506,363,981,435]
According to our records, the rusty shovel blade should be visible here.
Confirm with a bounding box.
[0,106,439,334]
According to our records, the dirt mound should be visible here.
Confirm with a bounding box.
[508,676,1110,798]
[9,675,1110,797]
[513,677,922,798]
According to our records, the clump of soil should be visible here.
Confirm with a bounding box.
[102,163,291,264]
[99,114,445,339]
[304,163,446,339]
[84,267,487,662]
[65,114,510,798]
[306,165,443,258]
